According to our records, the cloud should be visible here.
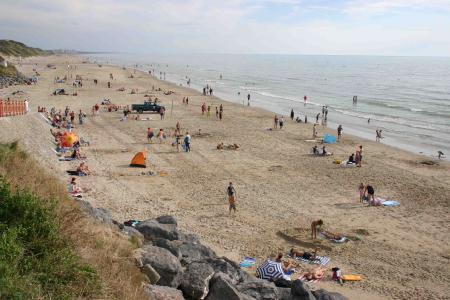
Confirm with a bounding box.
[0,0,449,56]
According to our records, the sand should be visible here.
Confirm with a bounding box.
[1,55,449,300]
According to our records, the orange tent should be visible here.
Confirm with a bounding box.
[130,151,146,168]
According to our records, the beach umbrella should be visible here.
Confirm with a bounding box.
[256,260,284,281]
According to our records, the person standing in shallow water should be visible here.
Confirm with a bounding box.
[290,109,294,120]
[227,182,237,214]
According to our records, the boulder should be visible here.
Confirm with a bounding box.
[180,261,215,299]
[277,287,293,300]
[291,280,316,300]
[199,257,241,285]
[140,245,183,288]
[123,225,145,245]
[237,278,279,300]
[156,215,178,226]
[206,273,256,300]
[146,285,185,300]
[179,232,201,243]
[179,241,217,264]
[136,219,179,241]
[142,264,161,284]
[153,238,182,259]
[312,290,348,300]
[78,200,115,225]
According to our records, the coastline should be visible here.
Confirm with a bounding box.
[1,54,449,300]
[86,53,450,161]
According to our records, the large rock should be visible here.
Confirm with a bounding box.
[179,232,201,243]
[136,219,179,241]
[199,257,242,285]
[291,280,316,300]
[140,245,183,288]
[123,225,145,245]
[237,278,279,300]
[78,200,115,225]
[312,290,348,300]
[142,264,161,284]
[146,285,185,300]
[156,215,178,226]
[277,287,293,300]
[153,238,182,259]
[178,241,217,264]
[180,261,215,299]
[206,273,256,300]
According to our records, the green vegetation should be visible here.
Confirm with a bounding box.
[0,56,18,77]
[0,40,50,57]
[0,143,100,299]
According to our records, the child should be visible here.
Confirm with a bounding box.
[358,183,365,203]
[332,267,343,285]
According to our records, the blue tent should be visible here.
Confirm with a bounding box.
[323,134,337,144]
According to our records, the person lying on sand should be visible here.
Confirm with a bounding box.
[76,162,91,176]
[304,266,326,280]
[217,143,224,150]
[290,248,319,261]
[275,253,293,273]
[321,230,343,240]
[67,177,83,194]
[312,145,319,155]
[225,144,240,150]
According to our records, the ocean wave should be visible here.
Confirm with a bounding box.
[365,101,449,117]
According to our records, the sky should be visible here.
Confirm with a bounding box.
[1,0,450,56]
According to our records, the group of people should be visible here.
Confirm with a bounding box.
[273,115,284,129]
[202,85,213,96]
[147,124,192,153]
[47,106,86,130]
[347,145,363,166]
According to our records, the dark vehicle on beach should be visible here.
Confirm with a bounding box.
[131,101,164,113]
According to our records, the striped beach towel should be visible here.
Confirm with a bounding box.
[295,255,330,266]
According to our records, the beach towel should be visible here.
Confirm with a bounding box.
[239,257,256,268]
[294,255,330,266]
[297,273,323,284]
[341,161,356,167]
[382,200,400,207]
[67,170,83,176]
[59,157,76,161]
[342,274,362,281]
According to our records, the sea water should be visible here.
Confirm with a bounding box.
[86,53,450,160]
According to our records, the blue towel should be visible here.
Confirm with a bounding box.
[382,200,400,207]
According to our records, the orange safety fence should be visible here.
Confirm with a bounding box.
[0,99,27,117]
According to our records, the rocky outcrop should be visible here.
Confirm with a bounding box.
[146,285,185,300]
[136,219,179,241]
[312,289,349,300]
[180,261,215,299]
[140,244,183,288]
[80,211,348,300]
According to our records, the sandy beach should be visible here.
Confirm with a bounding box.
[1,55,449,300]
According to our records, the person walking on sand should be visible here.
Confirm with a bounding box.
[207,105,211,117]
[315,113,320,123]
[279,116,284,130]
[337,125,343,141]
[147,127,154,143]
[311,219,323,239]
[227,182,237,214]
[184,132,191,152]
[215,107,219,118]
[247,93,251,106]
[358,183,365,203]
[313,124,318,139]
[274,115,279,129]
[290,109,294,120]
[159,107,165,120]
[78,110,84,125]
[357,145,363,167]
[201,102,206,115]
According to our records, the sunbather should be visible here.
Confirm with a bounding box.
[76,162,91,176]
[275,253,293,273]
[304,266,325,280]
[321,230,343,240]
[290,248,318,261]
[67,177,83,194]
